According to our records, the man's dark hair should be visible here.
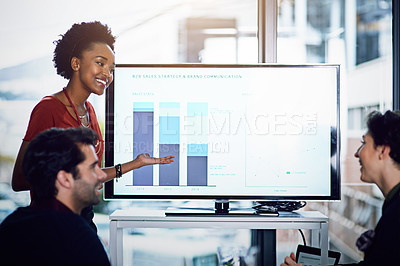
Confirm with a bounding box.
[53,21,116,79]
[22,127,98,199]
[367,110,400,166]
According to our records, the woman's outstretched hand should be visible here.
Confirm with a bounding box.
[136,153,175,167]
[101,154,175,183]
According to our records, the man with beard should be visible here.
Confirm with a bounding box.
[281,110,400,265]
[0,127,110,266]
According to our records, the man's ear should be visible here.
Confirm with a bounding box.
[379,144,391,160]
[55,170,74,189]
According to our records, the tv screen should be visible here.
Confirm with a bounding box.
[104,64,340,202]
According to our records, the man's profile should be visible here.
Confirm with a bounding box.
[0,127,110,265]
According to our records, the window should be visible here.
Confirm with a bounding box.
[0,0,394,264]
[277,0,393,262]
[114,0,258,64]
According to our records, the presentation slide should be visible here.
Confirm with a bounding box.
[112,65,337,197]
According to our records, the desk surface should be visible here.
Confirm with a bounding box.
[110,209,328,223]
[109,209,329,266]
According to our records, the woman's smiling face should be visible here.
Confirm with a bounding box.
[74,42,115,96]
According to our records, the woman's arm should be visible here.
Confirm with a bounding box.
[100,153,174,183]
[11,141,31,191]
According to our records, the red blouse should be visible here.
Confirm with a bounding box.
[23,96,104,165]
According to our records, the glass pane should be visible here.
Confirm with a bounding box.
[0,0,257,187]
[115,0,258,64]
[0,1,258,265]
[278,0,393,182]
[277,0,392,263]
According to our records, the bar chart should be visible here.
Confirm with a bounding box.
[132,102,209,187]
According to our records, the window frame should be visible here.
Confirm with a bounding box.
[393,0,400,110]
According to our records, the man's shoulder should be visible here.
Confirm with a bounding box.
[0,207,85,232]
[0,206,100,238]
[0,207,110,266]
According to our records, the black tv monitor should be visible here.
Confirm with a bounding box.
[104,64,340,206]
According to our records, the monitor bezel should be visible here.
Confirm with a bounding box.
[104,63,341,201]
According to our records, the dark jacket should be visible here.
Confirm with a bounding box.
[343,184,400,265]
[0,204,110,266]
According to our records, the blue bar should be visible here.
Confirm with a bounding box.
[133,102,154,112]
[160,102,180,109]
[187,156,208,186]
[159,144,180,186]
[159,116,180,144]
[187,144,208,157]
[159,102,180,186]
[132,108,154,186]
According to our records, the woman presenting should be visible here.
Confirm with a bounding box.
[12,21,174,230]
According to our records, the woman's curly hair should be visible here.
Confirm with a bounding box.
[53,21,116,79]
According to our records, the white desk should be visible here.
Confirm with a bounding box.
[109,209,328,266]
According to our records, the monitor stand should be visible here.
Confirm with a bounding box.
[165,200,278,216]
